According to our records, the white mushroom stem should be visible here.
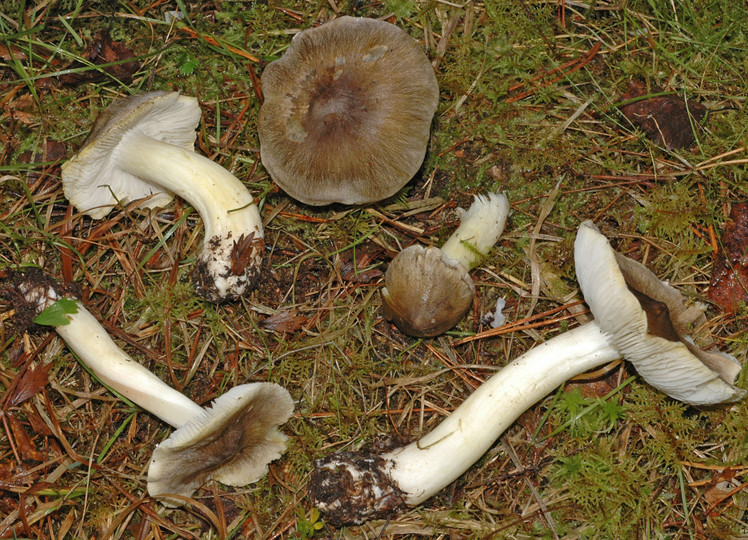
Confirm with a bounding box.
[440,192,510,271]
[57,301,203,427]
[310,322,620,525]
[388,322,617,504]
[111,132,263,302]
[23,283,203,427]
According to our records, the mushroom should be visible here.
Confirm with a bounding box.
[258,16,439,205]
[147,382,294,506]
[61,91,264,303]
[381,192,510,337]
[309,220,745,526]
[10,270,293,506]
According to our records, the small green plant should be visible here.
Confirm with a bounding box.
[295,507,324,538]
[179,53,198,75]
[552,387,627,437]
[33,298,78,327]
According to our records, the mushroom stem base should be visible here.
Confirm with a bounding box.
[309,452,405,527]
[191,232,264,303]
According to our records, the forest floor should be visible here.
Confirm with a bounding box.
[1,0,747,538]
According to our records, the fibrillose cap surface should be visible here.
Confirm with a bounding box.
[258,16,439,206]
[381,245,475,337]
[61,91,201,219]
[147,382,294,506]
[574,221,745,405]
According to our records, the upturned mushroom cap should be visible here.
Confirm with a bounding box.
[61,91,265,303]
[381,244,475,337]
[147,382,294,506]
[575,221,745,405]
[258,16,439,205]
[61,91,200,218]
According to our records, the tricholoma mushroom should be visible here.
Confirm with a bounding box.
[61,91,264,303]
[10,270,293,506]
[309,220,745,526]
[258,16,439,205]
[381,192,510,337]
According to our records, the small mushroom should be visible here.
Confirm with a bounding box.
[11,270,293,506]
[61,91,264,303]
[309,220,744,526]
[258,16,439,205]
[381,192,510,337]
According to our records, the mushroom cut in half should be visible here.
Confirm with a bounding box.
[7,270,294,506]
[258,16,439,205]
[61,91,264,303]
[308,221,744,526]
[382,192,510,337]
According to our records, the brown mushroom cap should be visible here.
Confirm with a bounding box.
[147,382,294,506]
[381,245,475,337]
[258,16,439,206]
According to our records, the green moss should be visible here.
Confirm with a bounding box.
[548,438,654,537]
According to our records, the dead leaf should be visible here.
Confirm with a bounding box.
[0,43,27,61]
[618,80,706,150]
[17,139,66,164]
[4,109,36,126]
[708,202,748,315]
[261,310,308,333]
[230,233,261,276]
[6,412,44,461]
[6,362,52,408]
[704,480,742,509]
[339,246,383,283]
[58,30,139,86]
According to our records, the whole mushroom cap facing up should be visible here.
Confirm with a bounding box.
[258,16,439,205]
[381,245,475,337]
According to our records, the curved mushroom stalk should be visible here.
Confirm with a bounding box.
[61,91,264,303]
[258,16,439,206]
[310,323,619,525]
[310,220,745,526]
[381,192,510,337]
[12,271,293,506]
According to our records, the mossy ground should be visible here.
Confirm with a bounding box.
[1,0,747,538]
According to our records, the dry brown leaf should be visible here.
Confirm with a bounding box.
[708,202,748,315]
[0,43,27,61]
[339,246,383,283]
[3,110,36,126]
[6,362,52,408]
[704,481,739,509]
[6,412,44,462]
[618,80,706,149]
[17,139,66,164]
[58,30,139,86]
[261,310,308,333]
